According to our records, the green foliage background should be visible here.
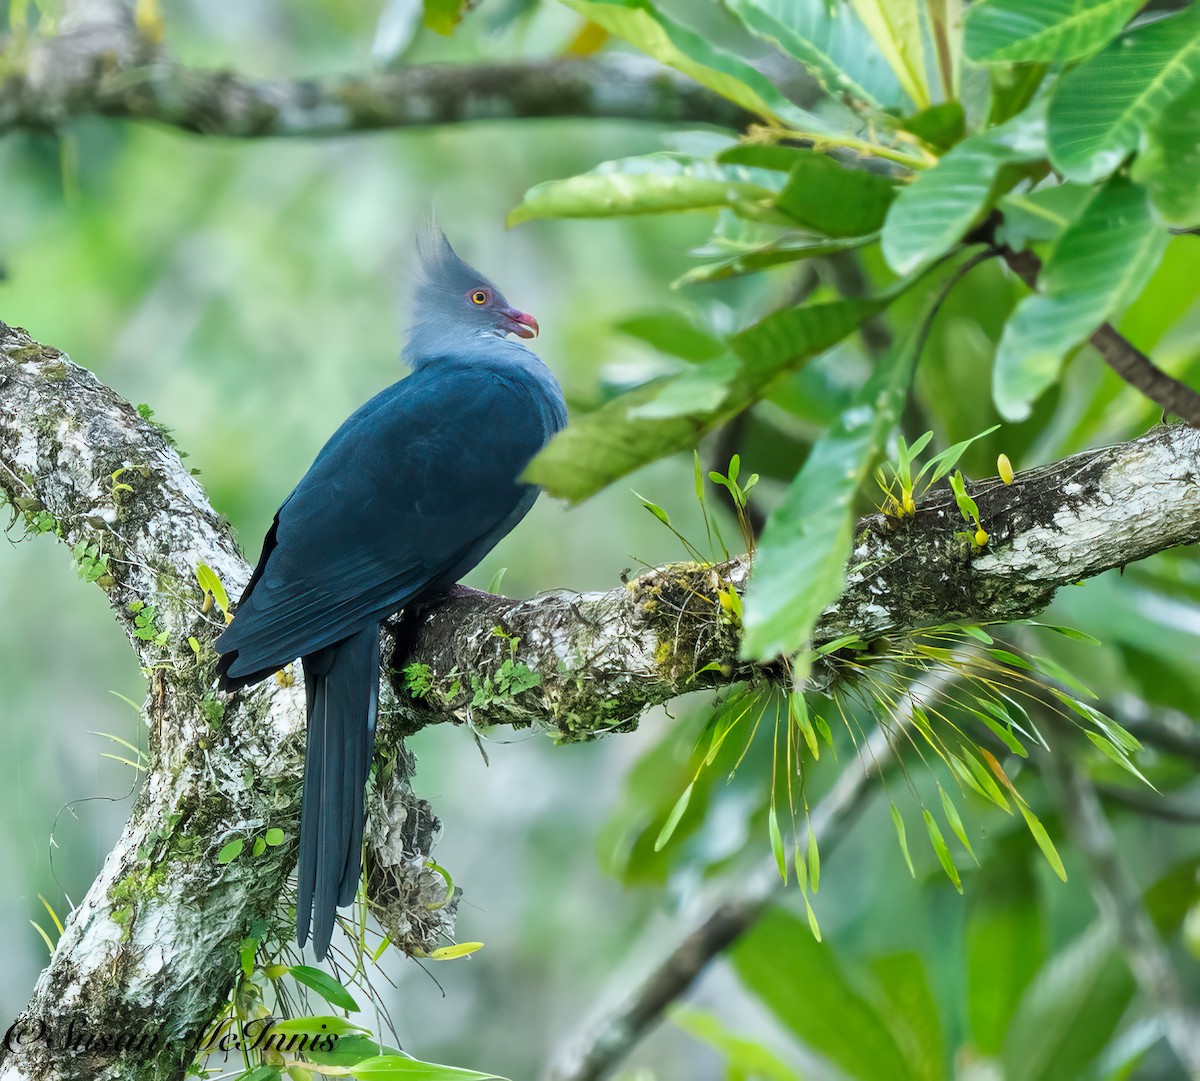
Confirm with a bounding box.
[1,0,1200,1079]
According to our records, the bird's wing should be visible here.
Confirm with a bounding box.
[217,360,554,679]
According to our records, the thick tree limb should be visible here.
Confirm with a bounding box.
[384,420,1200,737]
[0,23,752,137]
[4,314,1200,1081]
[0,324,452,1080]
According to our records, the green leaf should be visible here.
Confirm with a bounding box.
[1047,6,1200,183]
[768,804,787,882]
[270,1015,368,1037]
[740,310,922,659]
[679,233,876,284]
[723,0,903,110]
[734,908,915,1081]
[422,0,469,35]
[251,836,266,858]
[654,781,694,852]
[508,154,776,226]
[196,563,230,615]
[289,964,362,1012]
[671,1006,803,1081]
[966,848,1045,1057]
[775,153,897,237]
[992,176,1168,421]
[923,808,963,892]
[869,953,946,1081]
[626,355,740,419]
[891,802,916,877]
[938,785,978,862]
[350,1055,506,1080]
[305,1035,406,1068]
[423,941,484,960]
[964,0,1142,64]
[1131,74,1200,228]
[264,827,285,846]
[1018,803,1067,882]
[525,293,898,502]
[615,311,724,362]
[559,0,823,126]
[216,839,243,864]
[806,823,821,893]
[848,0,930,109]
[882,104,1047,275]
[970,706,1029,758]
[903,102,966,152]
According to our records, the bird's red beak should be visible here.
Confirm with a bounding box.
[503,308,539,339]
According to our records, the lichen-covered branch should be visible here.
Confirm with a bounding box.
[4,313,1200,1081]
[0,21,752,138]
[0,323,450,1081]
[381,423,1200,739]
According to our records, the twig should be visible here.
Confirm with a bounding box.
[1048,745,1200,1078]
[1000,245,1200,426]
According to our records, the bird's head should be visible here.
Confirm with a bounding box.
[409,226,539,352]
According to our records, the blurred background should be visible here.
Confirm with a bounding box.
[2,2,1199,1080]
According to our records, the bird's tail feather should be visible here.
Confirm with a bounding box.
[296,624,380,959]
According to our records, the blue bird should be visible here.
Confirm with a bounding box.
[216,228,567,959]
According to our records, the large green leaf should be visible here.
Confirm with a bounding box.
[870,954,945,1081]
[524,293,896,502]
[882,103,1046,275]
[508,153,778,225]
[734,908,915,1081]
[775,153,897,237]
[1003,857,1200,1081]
[848,0,930,109]
[1047,5,1200,183]
[964,0,1141,64]
[965,848,1044,1056]
[615,310,725,361]
[1131,74,1200,228]
[723,0,904,110]
[992,176,1167,421]
[560,0,824,128]
[740,309,922,659]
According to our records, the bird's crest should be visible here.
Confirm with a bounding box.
[414,218,499,301]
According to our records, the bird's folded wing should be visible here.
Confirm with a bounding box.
[218,362,552,677]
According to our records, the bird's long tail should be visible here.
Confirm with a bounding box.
[296,623,380,959]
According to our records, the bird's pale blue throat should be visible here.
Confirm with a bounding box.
[215,226,567,959]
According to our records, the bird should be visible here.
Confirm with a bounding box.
[215,226,567,959]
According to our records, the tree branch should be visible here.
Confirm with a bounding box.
[5,315,1200,1079]
[0,23,753,137]
[0,324,452,1080]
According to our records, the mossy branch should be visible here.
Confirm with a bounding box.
[4,317,1200,1078]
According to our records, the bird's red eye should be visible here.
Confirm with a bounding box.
[470,289,488,305]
